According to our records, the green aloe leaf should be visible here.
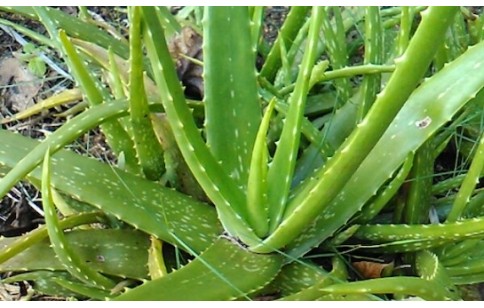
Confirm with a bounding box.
[320,276,457,300]
[55,26,139,174]
[260,7,311,82]
[415,250,459,298]
[41,149,116,290]
[250,6,264,53]
[355,153,414,223]
[203,7,261,189]
[0,229,151,280]
[320,7,351,106]
[251,7,460,254]
[0,212,105,264]
[266,7,323,232]
[354,217,484,243]
[113,238,283,300]
[127,6,165,180]
[2,271,83,298]
[280,257,349,300]
[0,125,222,255]
[403,140,434,224]
[246,99,275,237]
[287,37,484,256]
[357,6,383,121]
[0,100,132,198]
[52,277,113,299]
[141,7,259,246]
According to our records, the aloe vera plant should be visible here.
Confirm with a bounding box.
[0,6,483,300]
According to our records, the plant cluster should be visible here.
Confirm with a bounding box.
[0,6,483,300]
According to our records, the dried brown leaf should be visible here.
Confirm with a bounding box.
[352,261,393,279]
[0,57,42,112]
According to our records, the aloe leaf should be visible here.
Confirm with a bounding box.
[260,7,311,82]
[267,7,324,232]
[278,35,292,86]
[308,60,330,90]
[320,7,350,106]
[113,238,283,300]
[433,174,468,195]
[415,250,459,298]
[357,6,383,121]
[155,6,181,38]
[0,229,150,280]
[324,225,361,248]
[56,29,140,174]
[272,98,335,157]
[105,46,136,148]
[52,277,113,300]
[466,190,484,218]
[317,293,381,301]
[293,40,484,251]
[447,259,484,278]
[266,261,329,296]
[0,212,105,264]
[440,238,482,264]
[403,140,434,224]
[107,47,127,100]
[349,238,460,254]
[250,6,264,53]
[283,18,310,72]
[280,257,348,301]
[354,217,484,243]
[0,127,356,300]
[151,114,206,200]
[71,38,165,108]
[56,32,106,105]
[356,153,414,223]
[279,64,395,96]
[0,124,222,255]
[396,7,414,55]
[467,9,484,44]
[127,6,165,180]
[320,276,456,300]
[449,12,470,58]
[42,149,116,289]
[0,17,53,48]
[289,90,362,188]
[203,7,261,188]
[451,272,484,285]
[246,99,275,237]
[0,100,129,198]
[252,7,466,254]
[141,7,259,246]
[2,271,82,298]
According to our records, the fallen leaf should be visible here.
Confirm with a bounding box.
[0,57,42,112]
[352,261,393,279]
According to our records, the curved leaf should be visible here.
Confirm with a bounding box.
[113,238,283,300]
